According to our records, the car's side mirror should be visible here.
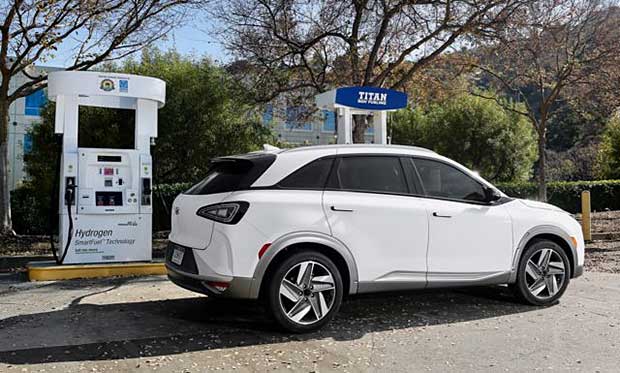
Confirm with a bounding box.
[484,187,502,203]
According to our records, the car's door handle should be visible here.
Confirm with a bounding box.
[330,206,354,212]
[432,212,452,218]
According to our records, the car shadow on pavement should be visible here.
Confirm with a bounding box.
[0,281,542,365]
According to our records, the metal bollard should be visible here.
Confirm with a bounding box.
[581,190,591,241]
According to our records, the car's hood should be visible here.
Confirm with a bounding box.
[517,199,565,213]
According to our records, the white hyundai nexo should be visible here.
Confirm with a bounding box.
[166,144,584,332]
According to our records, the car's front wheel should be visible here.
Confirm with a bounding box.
[514,239,571,306]
[265,250,343,333]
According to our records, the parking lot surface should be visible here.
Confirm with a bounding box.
[0,272,618,372]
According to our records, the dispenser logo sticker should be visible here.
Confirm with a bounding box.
[119,79,129,93]
[100,79,115,92]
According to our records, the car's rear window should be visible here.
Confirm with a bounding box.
[278,157,334,190]
[184,153,276,195]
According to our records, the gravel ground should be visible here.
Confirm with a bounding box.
[585,240,620,273]
[0,272,618,372]
[591,210,620,233]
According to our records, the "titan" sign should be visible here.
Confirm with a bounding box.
[357,91,388,105]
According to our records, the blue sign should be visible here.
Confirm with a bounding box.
[335,86,407,110]
[119,79,129,93]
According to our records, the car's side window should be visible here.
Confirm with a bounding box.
[278,157,334,189]
[328,156,408,194]
[413,158,486,202]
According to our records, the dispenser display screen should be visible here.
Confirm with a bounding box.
[98,155,122,162]
[96,191,123,206]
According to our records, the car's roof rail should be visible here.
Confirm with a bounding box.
[281,144,436,154]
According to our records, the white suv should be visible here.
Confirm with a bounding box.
[166,145,584,332]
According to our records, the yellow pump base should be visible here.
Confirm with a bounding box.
[27,261,167,281]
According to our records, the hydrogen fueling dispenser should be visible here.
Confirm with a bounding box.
[48,71,165,264]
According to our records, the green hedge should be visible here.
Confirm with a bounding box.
[151,183,192,231]
[10,187,50,235]
[496,180,620,213]
[10,179,620,235]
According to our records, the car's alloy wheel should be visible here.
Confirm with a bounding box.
[266,251,343,332]
[279,260,336,325]
[524,248,566,299]
[514,239,571,306]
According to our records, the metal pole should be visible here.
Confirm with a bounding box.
[581,190,591,241]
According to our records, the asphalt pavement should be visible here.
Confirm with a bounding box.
[0,272,618,372]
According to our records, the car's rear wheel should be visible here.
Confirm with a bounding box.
[514,239,571,306]
[265,251,343,333]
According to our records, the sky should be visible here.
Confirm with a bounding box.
[46,15,228,68]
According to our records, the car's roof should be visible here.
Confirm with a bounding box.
[279,143,436,156]
[251,144,439,187]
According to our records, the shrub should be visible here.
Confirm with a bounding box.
[596,115,620,179]
[497,180,620,213]
[10,186,50,235]
[391,91,537,183]
[151,183,192,232]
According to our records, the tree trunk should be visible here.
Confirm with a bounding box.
[352,115,367,143]
[537,130,547,202]
[0,98,12,235]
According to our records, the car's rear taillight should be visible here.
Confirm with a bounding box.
[196,201,249,224]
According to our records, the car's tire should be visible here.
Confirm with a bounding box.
[265,250,343,333]
[513,239,571,306]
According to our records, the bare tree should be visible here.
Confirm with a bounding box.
[0,0,199,235]
[471,0,620,201]
[210,0,527,142]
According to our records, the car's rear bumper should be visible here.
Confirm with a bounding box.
[165,242,254,298]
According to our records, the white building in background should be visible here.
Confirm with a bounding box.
[262,95,375,146]
[5,65,61,191]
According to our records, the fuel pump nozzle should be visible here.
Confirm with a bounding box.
[51,176,77,265]
[141,178,152,206]
[64,177,77,206]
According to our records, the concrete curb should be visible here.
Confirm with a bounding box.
[27,260,167,281]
